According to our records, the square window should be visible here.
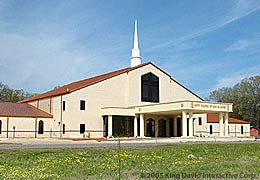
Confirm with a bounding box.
[62,101,66,111]
[210,125,213,134]
[63,124,65,134]
[80,100,86,110]
[80,124,85,134]
[198,117,202,125]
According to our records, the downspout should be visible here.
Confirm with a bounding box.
[235,124,236,137]
[50,97,52,114]
[6,116,9,138]
[60,95,63,138]
[35,118,37,138]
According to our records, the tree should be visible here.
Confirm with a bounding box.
[0,82,36,102]
[208,75,260,128]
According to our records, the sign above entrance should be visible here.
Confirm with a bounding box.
[101,101,233,116]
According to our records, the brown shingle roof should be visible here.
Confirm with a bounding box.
[0,102,53,118]
[207,113,250,124]
[20,62,203,103]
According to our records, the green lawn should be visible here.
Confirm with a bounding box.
[0,143,259,179]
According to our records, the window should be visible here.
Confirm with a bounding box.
[113,116,134,137]
[169,118,174,137]
[62,101,66,111]
[80,124,85,134]
[146,119,155,137]
[80,100,86,110]
[141,73,159,102]
[103,116,108,137]
[38,120,44,134]
[63,124,65,134]
[0,120,2,134]
[158,119,166,137]
[198,117,202,125]
[241,126,244,134]
[209,125,213,134]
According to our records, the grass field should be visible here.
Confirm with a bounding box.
[0,143,259,179]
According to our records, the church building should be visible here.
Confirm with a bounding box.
[0,21,250,139]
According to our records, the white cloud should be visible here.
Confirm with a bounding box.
[146,0,260,52]
[225,38,260,52]
[225,39,252,51]
[0,1,132,93]
[0,30,107,92]
[196,65,260,97]
[214,65,260,89]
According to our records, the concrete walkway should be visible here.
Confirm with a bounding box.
[0,137,258,149]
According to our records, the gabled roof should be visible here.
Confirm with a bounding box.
[20,62,203,103]
[207,113,250,124]
[0,102,53,118]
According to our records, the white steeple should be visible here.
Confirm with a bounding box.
[130,20,142,67]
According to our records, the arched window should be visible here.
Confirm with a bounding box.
[38,120,44,134]
[146,119,155,137]
[0,120,2,134]
[141,73,159,102]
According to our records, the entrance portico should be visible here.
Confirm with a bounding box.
[101,100,232,138]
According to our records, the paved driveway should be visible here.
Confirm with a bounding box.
[0,137,258,149]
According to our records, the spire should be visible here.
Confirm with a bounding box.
[134,20,139,49]
[130,20,142,67]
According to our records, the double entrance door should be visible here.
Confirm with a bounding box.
[146,118,182,137]
[146,119,166,137]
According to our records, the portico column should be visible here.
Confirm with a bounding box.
[224,113,229,137]
[108,115,113,137]
[155,120,158,137]
[166,119,170,137]
[134,115,138,137]
[140,114,145,137]
[173,117,178,137]
[193,118,197,136]
[189,112,193,137]
[182,111,187,137]
[219,112,224,137]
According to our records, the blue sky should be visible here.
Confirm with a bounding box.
[0,0,260,98]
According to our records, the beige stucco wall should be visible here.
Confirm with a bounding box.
[0,117,53,138]
[127,64,202,106]
[22,64,205,138]
[61,73,128,138]
[207,123,250,137]
[0,117,7,138]
[228,123,250,137]
[29,98,51,114]
[60,65,203,138]
[38,98,51,114]
[52,96,62,137]
[28,101,38,108]
[193,114,208,136]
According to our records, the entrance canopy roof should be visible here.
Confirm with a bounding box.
[101,100,233,116]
